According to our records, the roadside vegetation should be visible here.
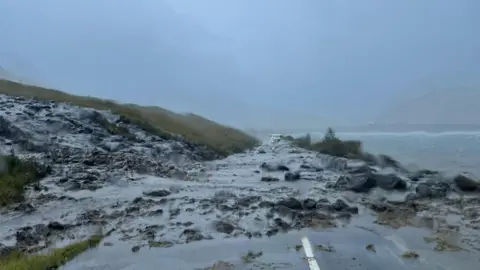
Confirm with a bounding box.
[0,154,49,206]
[0,79,260,156]
[0,234,103,270]
[288,128,365,159]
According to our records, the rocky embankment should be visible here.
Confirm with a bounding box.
[1,94,480,268]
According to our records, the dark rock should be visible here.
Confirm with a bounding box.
[147,209,164,216]
[276,165,290,171]
[15,224,50,247]
[377,154,406,172]
[266,228,279,237]
[345,174,377,193]
[284,171,301,182]
[302,198,317,210]
[409,169,439,181]
[181,228,205,243]
[331,199,359,214]
[214,221,235,234]
[47,221,67,230]
[261,176,280,182]
[274,218,291,231]
[332,199,349,211]
[143,189,171,197]
[453,174,480,192]
[371,173,407,191]
[131,245,141,252]
[275,197,302,210]
[260,162,290,172]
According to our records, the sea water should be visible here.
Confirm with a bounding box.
[309,131,480,176]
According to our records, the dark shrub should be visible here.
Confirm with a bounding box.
[291,128,363,158]
[0,154,48,206]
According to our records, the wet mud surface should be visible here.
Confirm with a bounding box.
[1,94,480,269]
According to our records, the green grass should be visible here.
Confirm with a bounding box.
[0,235,103,270]
[0,154,47,206]
[0,79,260,156]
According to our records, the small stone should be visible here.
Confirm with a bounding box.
[131,245,141,252]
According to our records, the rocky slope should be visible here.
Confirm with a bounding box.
[0,94,480,269]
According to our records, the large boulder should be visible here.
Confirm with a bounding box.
[453,173,480,192]
[334,172,407,193]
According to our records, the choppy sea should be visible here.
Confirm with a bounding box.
[307,131,480,176]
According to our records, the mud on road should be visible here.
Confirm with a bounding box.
[1,94,480,269]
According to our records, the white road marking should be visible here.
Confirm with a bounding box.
[301,236,321,270]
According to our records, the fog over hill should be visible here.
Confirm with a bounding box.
[1,0,479,131]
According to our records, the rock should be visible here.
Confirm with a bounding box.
[453,173,480,192]
[331,199,348,211]
[181,228,205,243]
[284,171,301,182]
[260,162,290,172]
[131,245,141,252]
[260,176,280,182]
[143,190,171,197]
[415,181,449,198]
[409,169,439,181]
[214,221,235,234]
[274,218,291,231]
[336,174,377,193]
[302,198,317,210]
[275,197,302,210]
[15,224,50,247]
[371,173,407,191]
[377,154,406,172]
[47,221,67,230]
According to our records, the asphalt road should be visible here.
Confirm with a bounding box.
[61,224,478,270]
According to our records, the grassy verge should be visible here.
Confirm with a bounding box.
[0,79,260,156]
[0,154,48,206]
[0,235,103,270]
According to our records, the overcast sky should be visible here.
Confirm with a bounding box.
[0,0,479,128]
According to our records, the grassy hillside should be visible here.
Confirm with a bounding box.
[0,79,259,156]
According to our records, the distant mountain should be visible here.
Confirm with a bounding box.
[376,87,480,126]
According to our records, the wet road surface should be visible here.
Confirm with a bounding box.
[61,219,478,270]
